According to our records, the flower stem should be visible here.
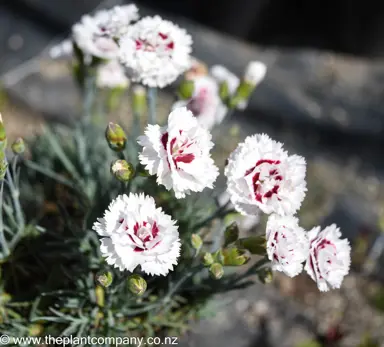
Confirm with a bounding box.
[6,165,24,230]
[147,87,157,125]
[0,180,10,258]
[164,265,203,303]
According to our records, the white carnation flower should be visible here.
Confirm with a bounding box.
[119,16,192,88]
[138,107,219,199]
[172,76,227,130]
[305,224,351,292]
[93,193,180,276]
[225,134,307,216]
[72,4,139,60]
[96,60,130,89]
[266,214,309,277]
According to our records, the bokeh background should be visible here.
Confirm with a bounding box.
[1,1,383,346]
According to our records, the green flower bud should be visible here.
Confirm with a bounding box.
[105,122,127,152]
[224,222,239,247]
[258,267,273,284]
[203,252,214,266]
[127,274,147,296]
[219,81,230,102]
[11,137,25,154]
[209,263,224,280]
[111,160,135,182]
[0,114,7,151]
[177,80,195,100]
[0,151,8,180]
[222,247,249,266]
[96,271,113,288]
[191,234,203,250]
[132,85,147,114]
[236,236,266,255]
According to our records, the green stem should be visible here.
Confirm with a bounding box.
[164,265,203,303]
[6,165,24,230]
[147,87,157,125]
[0,181,10,258]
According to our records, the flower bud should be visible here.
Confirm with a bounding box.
[178,80,195,100]
[111,160,135,182]
[127,274,147,296]
[222,247,249,266]
[105,122,127,152]
[224,222,239,247]
[228,62,266,109]
[209,263,224,280]
[191,234,203,250]
[11,137,25,155]
[96,271,113,288]
[243,61,267,86]
[258,267,273,284]
[132,85,147,114]
[0,151,8,180]
[236,236,266,255]
[0,114,7,151]
[203,252,214,266]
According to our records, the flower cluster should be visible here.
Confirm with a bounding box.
[225,134,351,291]
[81,4,351,292]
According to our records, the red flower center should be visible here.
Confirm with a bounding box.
[119,219,161,252]
[245,159,283,203]
[161,132,195,169]
[135,32,175,52]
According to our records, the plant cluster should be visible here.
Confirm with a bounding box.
[0,4,351,345]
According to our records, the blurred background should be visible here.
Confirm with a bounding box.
[1,1,383,346]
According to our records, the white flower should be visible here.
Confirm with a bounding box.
[266,214,309,277]
[172,75,227,130]
[305,224,351,292]
[225,134,307,216]
[243,61,267,86]
[93,193,180,276]
[72,4,139,60]
[138,107,219,198]
[119,16,192,88]
[96,60,130,89]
